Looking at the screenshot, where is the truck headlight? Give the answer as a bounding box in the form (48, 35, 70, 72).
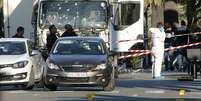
(46, 59, 60, 70)
(95, 64, 107, 70)
(12, 61, 29, 68)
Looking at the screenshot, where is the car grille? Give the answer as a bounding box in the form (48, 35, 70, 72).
(0, 64, 12, 69)
(0, 75, 13, 81)
(0, 65, 7, 69)
(61, 65, 96, 72)
(62, 67, 94, 72)
(60, 77, 88, 82)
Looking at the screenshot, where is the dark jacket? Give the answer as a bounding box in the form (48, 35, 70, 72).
(12, 34, 24, 38)
(61, 31, 77, 37)
(46, 34, 58, 53)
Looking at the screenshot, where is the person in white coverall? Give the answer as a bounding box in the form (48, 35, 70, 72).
(149, 22, 166, 79)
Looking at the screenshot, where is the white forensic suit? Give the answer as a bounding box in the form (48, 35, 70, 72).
(149, 27, 166, 78)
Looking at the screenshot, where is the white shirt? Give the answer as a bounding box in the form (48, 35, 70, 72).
(149, 28, 166, 48)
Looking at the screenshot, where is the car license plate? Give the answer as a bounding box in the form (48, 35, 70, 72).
(66, 72, 87, 77)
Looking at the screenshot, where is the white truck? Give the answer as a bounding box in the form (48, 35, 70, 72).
(3, 0, 144, 51)
(33, 0, 144, 53)
(3, 0, 34, 38)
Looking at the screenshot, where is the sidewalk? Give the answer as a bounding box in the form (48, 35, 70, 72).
(118, 69, 201, 80)
(117, 69, 201, 92)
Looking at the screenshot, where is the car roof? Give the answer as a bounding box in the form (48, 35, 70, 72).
(58, 37, 104, 42)
(0, 38, 29, 42)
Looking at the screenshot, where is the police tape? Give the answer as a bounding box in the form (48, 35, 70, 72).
(127, 49, 150, 53)
(118, 41, 201, 59)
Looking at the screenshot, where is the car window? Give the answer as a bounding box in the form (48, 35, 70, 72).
(53, 39, 105, 55)
(0, 41, 26, 55)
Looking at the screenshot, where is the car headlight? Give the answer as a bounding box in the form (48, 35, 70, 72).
(95, 64, 107, 70)
(46, 59, 60, 70)
(12, 61, 29, 68)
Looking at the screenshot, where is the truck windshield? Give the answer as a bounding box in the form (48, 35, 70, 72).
(39, 1, 107, 29)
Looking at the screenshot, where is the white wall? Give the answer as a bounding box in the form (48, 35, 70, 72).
(3, 0, 34, 38)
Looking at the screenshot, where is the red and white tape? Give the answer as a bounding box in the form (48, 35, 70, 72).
(118, 41, 201, 59)
(127, 50, 150, 53)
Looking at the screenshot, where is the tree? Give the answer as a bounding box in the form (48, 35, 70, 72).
(144, 0, 165, 27)
(186, 0, 201, 29)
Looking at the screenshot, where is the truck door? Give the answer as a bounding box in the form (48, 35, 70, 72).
(110, 0, 144, 52)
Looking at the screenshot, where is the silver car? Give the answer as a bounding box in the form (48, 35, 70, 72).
(44, 37, 115, 91)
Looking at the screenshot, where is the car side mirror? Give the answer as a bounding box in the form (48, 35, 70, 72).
(31, 50, 39, 56)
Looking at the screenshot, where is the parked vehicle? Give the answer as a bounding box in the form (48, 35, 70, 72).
(0, 38, 45, 89)
(44, 37, 115, 91)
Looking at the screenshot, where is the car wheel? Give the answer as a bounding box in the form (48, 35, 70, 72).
(45, 84, 57, 91)
(103, 67, 115, 91)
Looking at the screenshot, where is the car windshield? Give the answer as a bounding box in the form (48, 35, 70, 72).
(39, 1, 107, 29)
(0, 41, 26, 55)
(52, 39, 105, 55)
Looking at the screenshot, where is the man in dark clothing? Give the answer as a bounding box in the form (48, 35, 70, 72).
(12, 26, 24, 38)
(46, 25, 58, 53)
(61, 24, 77, 37)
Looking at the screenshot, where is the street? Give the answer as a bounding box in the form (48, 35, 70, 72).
(1, 71, 201, 101)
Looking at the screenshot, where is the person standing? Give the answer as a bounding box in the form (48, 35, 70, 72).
(46, 25, 58, 53)
(149, 22, 166, 79)
(61, 24, 77, 37)
(12, 26, 24, 38)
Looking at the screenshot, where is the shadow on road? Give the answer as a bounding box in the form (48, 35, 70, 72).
(0, 85, 103, 92)
(116, 79, 201, 91)
(54, 94, 201, 101)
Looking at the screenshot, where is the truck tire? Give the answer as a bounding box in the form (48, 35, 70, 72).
(103, 67, 115, 91)
(114, 66, 119, 78)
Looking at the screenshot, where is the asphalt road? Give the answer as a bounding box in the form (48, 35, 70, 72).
(1, 71, 201, 101)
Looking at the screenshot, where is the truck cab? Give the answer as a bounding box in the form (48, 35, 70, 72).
(34, 0, 110, 48)
(33, 0, 144, 52)
(110, 0, 144, 52)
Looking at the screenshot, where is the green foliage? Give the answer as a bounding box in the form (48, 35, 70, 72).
(129, 57, 142, 69)
(186, 0, 201, 28)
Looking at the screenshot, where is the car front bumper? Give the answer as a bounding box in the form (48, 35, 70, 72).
(44, 69, 109, 86)
(0, 72, 29, 85)
(0, 63, 32, 84)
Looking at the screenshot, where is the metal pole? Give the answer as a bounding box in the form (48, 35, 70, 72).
(144, 6, 149, 68)
(7, 0, 10, 37)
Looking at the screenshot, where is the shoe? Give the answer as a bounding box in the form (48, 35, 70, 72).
(154, 76, 165, 80)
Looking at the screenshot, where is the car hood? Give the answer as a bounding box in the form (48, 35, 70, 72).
(0, 54, 28, 64)
(48, 55, 107, 65)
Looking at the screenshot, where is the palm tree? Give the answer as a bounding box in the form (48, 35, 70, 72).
(144, 0, 164, 27)
(186, 0, 201, 29)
